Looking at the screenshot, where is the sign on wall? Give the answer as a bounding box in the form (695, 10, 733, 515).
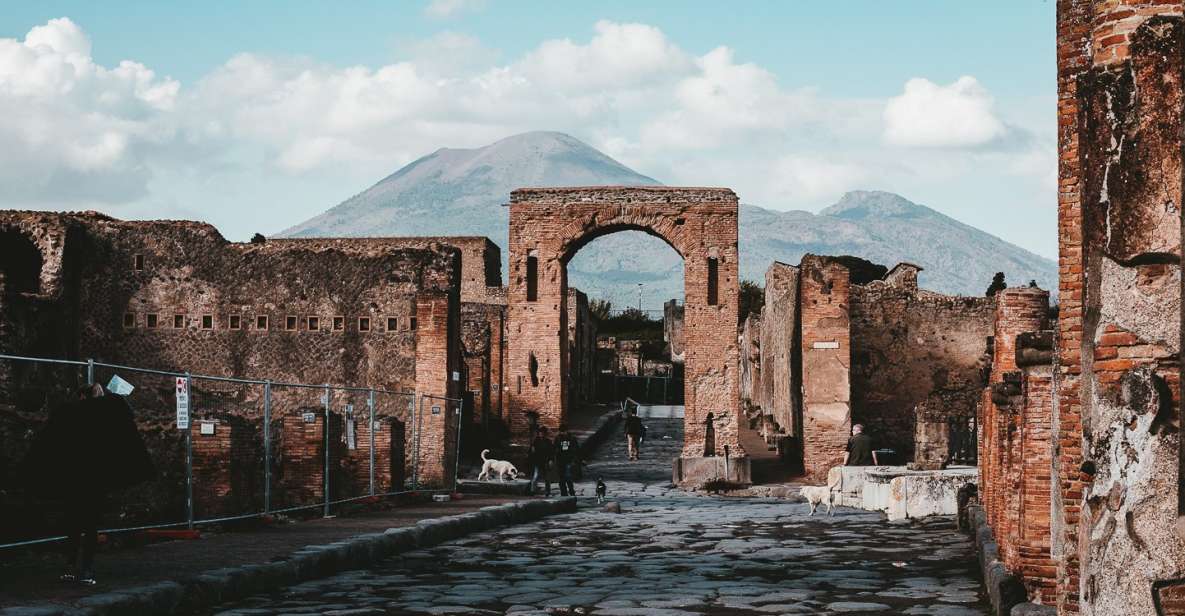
(175, 377, 189, 430)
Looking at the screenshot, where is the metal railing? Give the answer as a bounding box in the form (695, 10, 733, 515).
(0, 353, 463, 550)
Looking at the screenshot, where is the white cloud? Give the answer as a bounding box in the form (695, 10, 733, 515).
(0, 17, 179, 204)
(0, 18, 1057, 258)
(424, 0, 486, 19)
(883, 76, 1008, 148)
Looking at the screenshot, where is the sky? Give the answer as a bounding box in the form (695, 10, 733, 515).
(0, 1, 1058, 258)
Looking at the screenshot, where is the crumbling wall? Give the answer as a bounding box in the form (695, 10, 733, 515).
(799, 255, 852, 480)
(1070, 11, 1185, 614)
(664, 299, 685, 363)
(758, 262, 800, 441)
(566, 287, 598, 409)
(850, 271, 994, 461)
(0, 211, 465, 509)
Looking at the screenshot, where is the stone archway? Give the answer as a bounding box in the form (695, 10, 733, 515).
(506, 186, 747, 484)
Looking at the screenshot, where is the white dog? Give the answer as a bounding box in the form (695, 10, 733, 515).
(477, 449, 519, 482)
(800, 467, 843, 516)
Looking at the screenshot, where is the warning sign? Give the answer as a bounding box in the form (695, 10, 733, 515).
(175, 377, 190, 430)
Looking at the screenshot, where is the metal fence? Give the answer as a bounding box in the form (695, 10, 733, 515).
(0, 353, 462, 550)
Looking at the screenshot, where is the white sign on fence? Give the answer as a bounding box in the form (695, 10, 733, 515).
(175, 377, 190, 430)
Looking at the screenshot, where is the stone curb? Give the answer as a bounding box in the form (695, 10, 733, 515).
(965, 504, 1047, 616)
(0, 497, 578, 616)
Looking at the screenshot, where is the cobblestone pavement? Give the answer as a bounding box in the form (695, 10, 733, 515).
(212, 415, 988, 616)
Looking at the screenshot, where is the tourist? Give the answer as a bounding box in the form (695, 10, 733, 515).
(23, 383, 154, 585)
(553, 425, 580, 496)
(624, 407, 644, 461)
(528, 426, 553, 496)
(843, 423, 879, 466)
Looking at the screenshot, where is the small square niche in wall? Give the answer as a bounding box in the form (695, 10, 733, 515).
(201, 315, 213, 329)
(307, 316, 320, 331)
(229, 314, 241, 330)
(256, 315, 269, 331)
(333, 316, 344, 331)
(359, 317, 371, 332)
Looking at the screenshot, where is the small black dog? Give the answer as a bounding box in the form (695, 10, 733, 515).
(595, 477, 607, 504)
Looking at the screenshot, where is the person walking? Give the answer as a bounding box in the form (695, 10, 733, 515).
(843, 423, 879, 467)
(553, 425, 580, 497)
(623, 407, 644, 461)
(528, 426, 554, 496)
(23, 383, 154, 585)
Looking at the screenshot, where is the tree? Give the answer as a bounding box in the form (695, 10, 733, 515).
(250, 233, 267, 244)
(589, 298, 612, 321)
(985, 272, 1006, 297)
(738, 279, 765, 324)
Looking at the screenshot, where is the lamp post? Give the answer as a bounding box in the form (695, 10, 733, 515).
(637, 283, 643, 313)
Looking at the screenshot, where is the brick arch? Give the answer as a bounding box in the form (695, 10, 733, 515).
(507, 186, 747, 484)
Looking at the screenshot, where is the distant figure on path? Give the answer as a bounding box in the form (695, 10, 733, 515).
(843, 423, 879, 466)
(553, 425, 580, 496)
(23, 383, 154, 585)
(624, 407, 644, 461)
(528, 426, 553, 496)
(703, 412, 716, 457)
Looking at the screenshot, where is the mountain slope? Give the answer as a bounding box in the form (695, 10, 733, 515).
(282, 131, 660, 242)
(284, 132, 1057, 306)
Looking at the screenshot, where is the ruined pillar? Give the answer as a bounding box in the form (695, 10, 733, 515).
(414, 290, 460, 488)
(1069, 8, 1185, 614)
(799, 255, 852, 480)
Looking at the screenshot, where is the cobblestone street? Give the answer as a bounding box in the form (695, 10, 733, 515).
(212, 414, 988, 616)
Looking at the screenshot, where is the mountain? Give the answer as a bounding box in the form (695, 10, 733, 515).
(283, 132, 1057, 306)
(282, 131, 660, 243)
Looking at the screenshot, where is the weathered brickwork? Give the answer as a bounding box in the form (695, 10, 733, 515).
(507, 187, 743, 482)
(799, 255, 852, 480)
(0, 211, 466, 514)
(663, 299, 686, 363)
(849, 268, 994, 461)
(566, 288, 597, 410)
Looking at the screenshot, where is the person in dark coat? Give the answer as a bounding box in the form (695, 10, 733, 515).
(527, 426, 554, 496)
(23, 384, 154, 585)
(623, 408, 644, 461)
(553, 425, 580, 497)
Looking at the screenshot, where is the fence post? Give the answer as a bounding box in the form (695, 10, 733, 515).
(412, 394, 421, 489)
(263, 380, 272, 514)
(86, 358, 94, 386)
(185, 373, 194, 530)
(368, 388, 376, 497)
(323, 384, 331, 518)
(453, 401, 462, 493)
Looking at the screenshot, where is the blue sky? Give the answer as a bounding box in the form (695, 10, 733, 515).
(0, 1, 1058, 257)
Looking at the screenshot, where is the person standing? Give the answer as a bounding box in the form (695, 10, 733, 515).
(843, 423, 879, 466)
(623, 408, 644, 461)
(528, 426, 554, 496)
(24, 383, 153, 585)
(553, 425, 580, 497)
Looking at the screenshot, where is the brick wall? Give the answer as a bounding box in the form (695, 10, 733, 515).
(413, 291, 461, 487)
(849, 276, 994, 461)
(0, 211, 462, 514)
(799, 255, 852, 479)
(507, 187, 742, 465)
(1055, 2, 1185, 613)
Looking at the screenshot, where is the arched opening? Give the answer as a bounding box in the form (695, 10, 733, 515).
(506, 186, 744, 486)
(0, 230, 43, 294)
(566, 229, 686, 482)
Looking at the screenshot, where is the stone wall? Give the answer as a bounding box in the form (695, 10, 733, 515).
(507, 187, 743, 478)
(758, 262, 800, 442)
(663, 299, 685, 363)
(850, 269, 994, 460)
(1049, 3, 1185, 613)
(799, 255, 853, 480)
(566, 288, 598, 409)
(0, 211, 466, 516)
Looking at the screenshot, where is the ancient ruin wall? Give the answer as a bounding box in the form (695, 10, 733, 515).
(0, 211, 465, 507)
(507, 187, 742, 467)
(799, 255, 852, 479)
(1069, 10, 1185, 614)
(566, 288, 598, 409)
(849, 274, 993, 460)
(758, 262, 801, 441)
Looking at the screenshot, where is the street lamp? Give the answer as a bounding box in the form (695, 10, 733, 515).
(637, 283, 643, 313)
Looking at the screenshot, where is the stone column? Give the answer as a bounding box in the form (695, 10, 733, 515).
(799, 255, 852, 481)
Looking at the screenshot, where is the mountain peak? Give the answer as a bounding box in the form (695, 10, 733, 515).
(820, 190, 927, 219)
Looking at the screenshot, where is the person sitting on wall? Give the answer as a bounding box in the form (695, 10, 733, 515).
(843, 423, 879, 467)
